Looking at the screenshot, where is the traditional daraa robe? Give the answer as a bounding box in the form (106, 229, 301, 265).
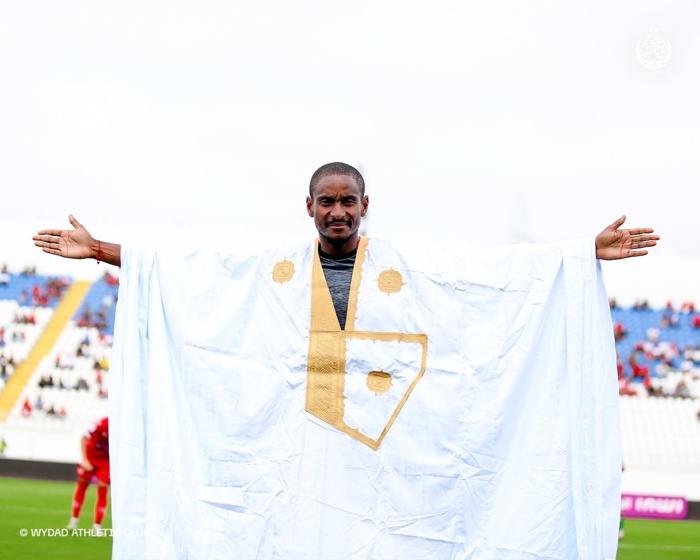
(110, 236, 620, 559)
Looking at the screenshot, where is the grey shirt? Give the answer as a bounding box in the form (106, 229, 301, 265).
(318, 247, 357, 330)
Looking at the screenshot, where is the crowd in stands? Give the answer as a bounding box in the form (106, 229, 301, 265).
(0, 264, 69, 388)
(1, 263, 70, 308)
(613, 299, 700, 404)
(0, 325, 26, 346)
(21, 395, 67, 418)
(21, 331, 112, 421)
(1, 263, 117, 423)
(75, 272, 119, 332)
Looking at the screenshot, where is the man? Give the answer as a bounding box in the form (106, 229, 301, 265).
(34, 162, 658, 559)
(67, 416, 110, 535)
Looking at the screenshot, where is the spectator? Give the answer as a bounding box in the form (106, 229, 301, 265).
(647, 327, 660, 344)
(103, 271, 119, 286)
(681, 301, 695, 314)
(673, 379, 691, 399)
(75, 378, 90, 391)
(661, 301, 679, 328)
(614, 321, 626, 341)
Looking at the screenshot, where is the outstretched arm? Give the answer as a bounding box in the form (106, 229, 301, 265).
(32, 214, 122, 267)
(595, 215, 659, 260)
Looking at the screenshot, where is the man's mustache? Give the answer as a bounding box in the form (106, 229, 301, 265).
(326, 219, 351, 226)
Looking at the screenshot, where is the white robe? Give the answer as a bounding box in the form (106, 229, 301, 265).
(110, 236, 620, 560)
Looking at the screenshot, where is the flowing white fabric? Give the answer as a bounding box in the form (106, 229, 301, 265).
(109, 237, 620, 560)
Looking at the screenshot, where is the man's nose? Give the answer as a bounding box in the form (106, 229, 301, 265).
(330, 203, 345, 219)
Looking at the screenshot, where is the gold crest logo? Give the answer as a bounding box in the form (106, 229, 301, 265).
(272, 260, 295, 283)
(367, 371, 392, 395)
(377, 270, 403, 293)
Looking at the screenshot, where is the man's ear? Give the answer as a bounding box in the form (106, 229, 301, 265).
(306, 196, 314, 217)
(360, 195, 369, 217)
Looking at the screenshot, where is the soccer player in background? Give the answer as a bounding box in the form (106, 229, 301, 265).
(67, 416, 110, 534)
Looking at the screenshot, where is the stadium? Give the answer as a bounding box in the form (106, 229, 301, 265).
(2, 2, 699, 558)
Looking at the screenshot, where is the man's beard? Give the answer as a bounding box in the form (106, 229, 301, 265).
(322, 231, 353, 248)
(321, 222, 355, 249)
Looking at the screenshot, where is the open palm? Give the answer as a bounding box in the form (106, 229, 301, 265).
(33, 214, 95, 259)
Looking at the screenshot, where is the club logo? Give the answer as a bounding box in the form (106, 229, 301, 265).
(377, 269, 403, 293)
(636, 28, 672, 73)
(272, 260, 295, 283)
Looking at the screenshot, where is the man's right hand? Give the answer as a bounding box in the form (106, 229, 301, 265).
(33, 214, 97, 260)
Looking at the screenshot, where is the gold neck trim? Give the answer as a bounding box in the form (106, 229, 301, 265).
(310, 237, 369, 332)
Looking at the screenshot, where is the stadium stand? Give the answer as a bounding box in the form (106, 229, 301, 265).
(611, 301, 700, 500)
(0, 269, 69, 398)
(0, 268, 118, 463)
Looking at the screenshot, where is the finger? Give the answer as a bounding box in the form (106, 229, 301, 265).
(628, 227, 656, 236)
(629, 237, 658, 245)
(628, 234, 657, 241)
(33, 234, 59, 242)
(35, 229, 65, 237)
(630, 236, 660, 246)
(68, 214, 81, 229)
(34, 240, 59, 251)
(609, 215, 626, 230)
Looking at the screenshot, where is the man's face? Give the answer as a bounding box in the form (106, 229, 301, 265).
(307, 174, 368, 254)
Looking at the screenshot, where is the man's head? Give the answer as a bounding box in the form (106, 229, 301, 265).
(308, 162, 365, 199)
(307, 162, 369, 255)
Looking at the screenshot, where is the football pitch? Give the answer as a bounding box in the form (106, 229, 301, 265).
(0, 477, 112, 560)
(1, 476, 699, 559)
(616, 517, 700, 560)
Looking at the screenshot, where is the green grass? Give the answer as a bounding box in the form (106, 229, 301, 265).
(0, 477, 112, 560)
(617, 518, 700, 560)
(1, 476, 699, 559)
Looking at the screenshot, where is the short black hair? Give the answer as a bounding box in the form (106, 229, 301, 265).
(309, 162, 365, 199)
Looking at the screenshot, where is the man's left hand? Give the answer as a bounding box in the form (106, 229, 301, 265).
(595, 215, 660, 260)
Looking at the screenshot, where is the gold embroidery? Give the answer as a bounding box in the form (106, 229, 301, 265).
(306, 331, 427, 450)
(342, 237, 368, 332)
(377, 269, 403, 293)
(306, 239, 428, 450)
(272, 260, 295, 283)
(367, 371, 392, 394)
